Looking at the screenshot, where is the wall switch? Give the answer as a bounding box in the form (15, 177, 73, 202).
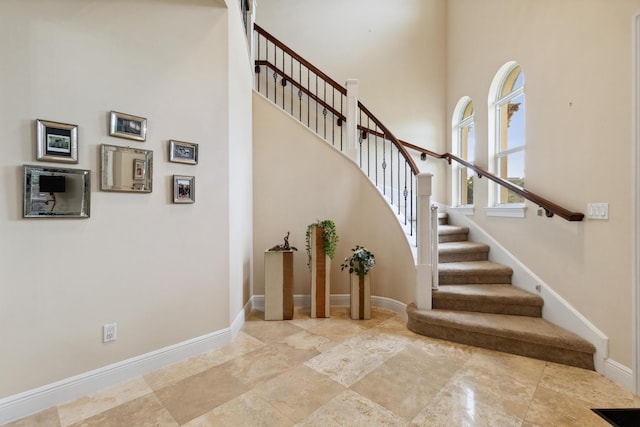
(586, 203, 609, 219)
(103, 323, 117, 343)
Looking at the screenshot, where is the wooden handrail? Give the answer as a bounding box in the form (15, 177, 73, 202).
(356, 102, 419, 175)
(254, 24, 346, 96)
(254, 23, 582, 221)
(401, 146, 584, 221)
(255, 60, 347, 122)
(255, 23, 418, 175)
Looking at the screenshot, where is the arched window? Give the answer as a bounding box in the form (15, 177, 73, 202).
(452, 97, 475, 207)
(488, 61, 525, 209)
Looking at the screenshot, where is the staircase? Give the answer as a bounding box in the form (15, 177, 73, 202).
(407, 213, 596, 370)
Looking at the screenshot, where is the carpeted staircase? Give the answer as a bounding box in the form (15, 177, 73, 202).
(407, 213, 596, 370)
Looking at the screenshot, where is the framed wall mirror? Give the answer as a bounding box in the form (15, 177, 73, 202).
(101, 144, 153, 193)
(23, 165, 90, 218)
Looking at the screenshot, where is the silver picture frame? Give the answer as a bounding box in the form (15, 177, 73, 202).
(109, 111, 147, 141)
(23, 165, 90, 218)
(36, 119, 79, 163)
(169, 140, 198, 165)
(100, 144, 153, 193)
(173, 175, 195, 204)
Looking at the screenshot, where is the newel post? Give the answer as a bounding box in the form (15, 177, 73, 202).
(416, 173, 433, 309)
(345, 79, 359, 163)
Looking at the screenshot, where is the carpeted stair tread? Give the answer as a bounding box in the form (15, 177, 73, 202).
(439, 241, 490, 262)
(433, 284, 543, 316)
(407, 304, 595, 369)
(439, 260, 513, 284)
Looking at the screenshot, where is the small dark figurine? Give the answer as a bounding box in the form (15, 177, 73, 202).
(269, 231, 298, 251)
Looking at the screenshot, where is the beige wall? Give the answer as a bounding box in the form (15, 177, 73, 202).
(447, 0, 640, 366)
(253, 93, 416, 303)
(256, 0, 448, 200)
(0, 0, 252, 398)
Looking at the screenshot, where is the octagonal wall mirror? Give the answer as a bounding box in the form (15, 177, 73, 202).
(101, 144, 153, 193)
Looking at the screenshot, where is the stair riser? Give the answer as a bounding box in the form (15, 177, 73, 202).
(407, 317, 594, 370)
(439, 233, 468, 243)
(439, 273, 512, 285)
(432, 299, 542, 317)
(439, 252, 488, 263)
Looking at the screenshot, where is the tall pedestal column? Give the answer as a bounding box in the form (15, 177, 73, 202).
(264, 250, 294, 320)
(310, 226, 330, 318)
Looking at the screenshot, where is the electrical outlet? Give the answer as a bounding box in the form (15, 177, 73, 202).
(103, 323, 117, 343)
(535, 284, 541, 293)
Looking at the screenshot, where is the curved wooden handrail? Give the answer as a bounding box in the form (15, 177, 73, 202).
(254, 24, 346, 96)
(255, 23, 418, 175)
(356, 102, 419, 175)
(254, 23, 582, 221)
(256, 60, 347, 122)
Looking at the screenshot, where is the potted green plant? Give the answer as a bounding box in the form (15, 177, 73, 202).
(341, 245, 375, 320)
(264, 232, 297, 321)
(305, 220, 339, 318)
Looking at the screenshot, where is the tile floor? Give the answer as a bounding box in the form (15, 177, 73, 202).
(5, 306, 640, 426)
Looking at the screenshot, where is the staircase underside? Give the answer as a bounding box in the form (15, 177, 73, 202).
(407, 304, 595, 370)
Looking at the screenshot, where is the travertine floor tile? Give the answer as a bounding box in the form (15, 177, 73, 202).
(295, 390, 407, 427)
(144, 331, 265, 390)
(67, 393, 178, 427)
(242, 318, 304, 343)
(3, 407, 60, 427)
(57, 377, 151, 426)
(228, 343, 315, 387)
(522, 385, 612, 427)
(154, 362, 248, 424)
(305, 333, 405, 387)
(351, 344, 465, 420)
(538, 362, 635, 407)
(182, 391, 295, 427)
(252, 365, 345, 422)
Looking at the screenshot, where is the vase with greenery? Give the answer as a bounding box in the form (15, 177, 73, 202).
(306, 219, 338, 318)
(341, 245, 375, 320)
(305, 219, 338, 268)
(340, 245, 376, 278)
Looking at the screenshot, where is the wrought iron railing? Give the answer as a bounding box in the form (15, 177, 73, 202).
(254, 24, 419, 242)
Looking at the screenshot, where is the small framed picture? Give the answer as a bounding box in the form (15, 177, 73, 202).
(36, 119, 78, 163)
(109, 111, 147, 141)
(169, 140, 198, 165)
(133, 159, 146, 180)
(173, 175, 195, 204)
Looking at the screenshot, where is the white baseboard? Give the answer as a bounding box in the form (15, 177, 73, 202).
(251, 294, 407, 320)
(604, 358, 634, 392)
(0, 328, 233, 425)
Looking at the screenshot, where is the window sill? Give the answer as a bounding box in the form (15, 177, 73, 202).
(485, 205, 526, 218)
(449, 206, 475, 216)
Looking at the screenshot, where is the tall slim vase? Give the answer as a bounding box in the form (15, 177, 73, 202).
(310, 226, 330, 318)
(264, 250, 294, 320)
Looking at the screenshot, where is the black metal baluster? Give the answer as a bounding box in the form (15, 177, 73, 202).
(281, 49, 285, 110)
(403, 162, 408, 221)
(382, 136, 387, 196)
(298, 63, 302, 122)
(339, 92, 346, 151)
(389, 139, 393, 205)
